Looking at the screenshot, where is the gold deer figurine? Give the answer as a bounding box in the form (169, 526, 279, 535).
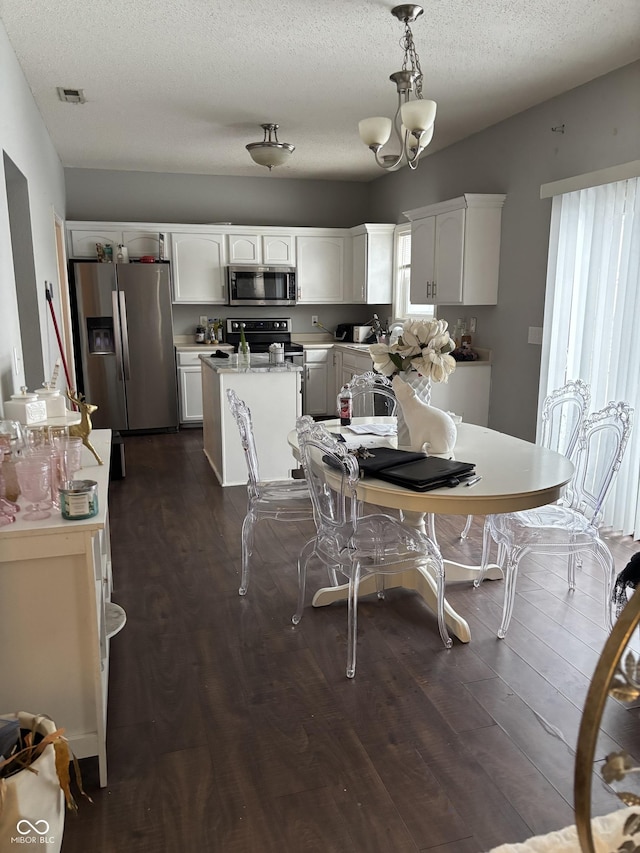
(66, 390, 104, 465)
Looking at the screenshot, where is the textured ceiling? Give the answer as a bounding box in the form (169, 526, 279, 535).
(1, 0, 639, 181)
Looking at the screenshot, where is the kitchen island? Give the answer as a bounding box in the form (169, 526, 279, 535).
(201, 354, 303, 486)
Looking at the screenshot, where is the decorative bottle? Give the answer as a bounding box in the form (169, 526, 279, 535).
(239, 326, 251, 368)
(339, 386, 353, 426)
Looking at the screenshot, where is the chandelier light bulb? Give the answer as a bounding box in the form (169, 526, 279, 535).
(400, 99, 437, 133)
(358, 117, 393, 148)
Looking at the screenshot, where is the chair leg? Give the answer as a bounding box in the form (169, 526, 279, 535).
(593, 539, 615, 632)
(433, 558, 453, 650)
(427, 513, 438, 548)
(239, 511, 256, 596)
(460, 514, 473, 540)
(497, 548, 526, 639)
(346, 566, 361, 678)
(292, 538, 316, 625)
(474, 517, 494, 588)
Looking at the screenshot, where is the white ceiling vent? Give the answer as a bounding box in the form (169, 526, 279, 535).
(57, 87, 86, 104)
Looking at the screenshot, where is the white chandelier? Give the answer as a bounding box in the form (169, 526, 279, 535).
(246, 123, 295, 171)
(359, 4, 436, 172)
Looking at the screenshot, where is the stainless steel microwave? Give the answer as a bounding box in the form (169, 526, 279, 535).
(227, 265, 296, 306)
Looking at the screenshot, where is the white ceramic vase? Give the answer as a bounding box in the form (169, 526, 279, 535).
(392, 374, 457, 454)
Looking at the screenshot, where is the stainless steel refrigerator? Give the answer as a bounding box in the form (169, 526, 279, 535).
(71, 262, 178, 432)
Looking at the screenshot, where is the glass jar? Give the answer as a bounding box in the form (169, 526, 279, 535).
(2, 452, 20, 502)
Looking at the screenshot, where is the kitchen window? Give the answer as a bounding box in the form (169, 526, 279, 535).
(392, 223, 435, 320)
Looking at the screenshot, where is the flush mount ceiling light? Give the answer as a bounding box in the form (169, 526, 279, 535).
(246, 123, 295, 171)
(359, 4, 437, 172)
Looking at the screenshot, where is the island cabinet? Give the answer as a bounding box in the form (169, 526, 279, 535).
(201, 356, 303, 486)
(349, 223, 395, 304)
(296, 232, 350, 303)
(0, 430, 120, 788)
(170, 231, 227, 303)
(404, 194, 506, 306)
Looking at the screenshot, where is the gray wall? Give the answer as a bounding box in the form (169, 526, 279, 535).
(0, 19, 66, 414)
(65, 170, 372, 228)
(370, 61, 640, 440)
(63, 60, 640, 440)
(172, 303, 391, 339)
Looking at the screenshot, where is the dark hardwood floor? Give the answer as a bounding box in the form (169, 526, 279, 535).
(61, 429, 640, 852)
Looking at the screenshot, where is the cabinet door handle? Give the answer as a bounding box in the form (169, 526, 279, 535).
(426, 282, 431, 299)
(432, 281, 437, 298)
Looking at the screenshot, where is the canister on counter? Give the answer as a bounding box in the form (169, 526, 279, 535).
(60, 479, 98, 520)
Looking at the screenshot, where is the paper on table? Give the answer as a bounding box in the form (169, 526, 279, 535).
(339, 434, 396, 450)
(345, 423, 397, 436)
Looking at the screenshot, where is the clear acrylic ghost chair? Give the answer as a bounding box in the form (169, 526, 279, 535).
(475, 400, 633, 639)
(459, 379, 592, 541)
(340, 371, 398, 419)
(292, 417, 451, 678)
(226, 389, 313, 596)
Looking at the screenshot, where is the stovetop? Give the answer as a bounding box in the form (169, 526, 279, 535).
(225, 317, 302, 355)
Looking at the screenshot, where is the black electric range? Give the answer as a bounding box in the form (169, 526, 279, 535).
(225, 318, 303, 357)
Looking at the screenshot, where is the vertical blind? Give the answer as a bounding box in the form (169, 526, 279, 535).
(539, 177, 640, 538)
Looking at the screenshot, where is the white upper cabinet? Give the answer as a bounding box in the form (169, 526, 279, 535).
(68, 227, 168, 259)
(263, 234, 295, 265)
(68, 229, 121, 258)
(228, 234, 261, 264)
(296, 233, 348, 304)
(170, 232, 227, 303)
(122, 230, 168, 259)
(404, 194, 506, 306)
(227, 232, 295, 265)
(349, 224, 395, 304)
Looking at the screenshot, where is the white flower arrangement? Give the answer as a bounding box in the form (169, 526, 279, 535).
(369, 319, 457, 384)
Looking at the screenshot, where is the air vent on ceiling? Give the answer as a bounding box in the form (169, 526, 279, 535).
(57, 87, 86, 104)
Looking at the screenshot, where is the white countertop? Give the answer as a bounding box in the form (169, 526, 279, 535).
(175, 343, 233, 352)
(200, 354, 302, 373)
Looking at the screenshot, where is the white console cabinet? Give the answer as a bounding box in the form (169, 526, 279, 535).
(0, 431, 120, 788)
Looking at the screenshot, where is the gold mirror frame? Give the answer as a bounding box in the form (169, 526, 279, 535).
(575, 586, 640, 852)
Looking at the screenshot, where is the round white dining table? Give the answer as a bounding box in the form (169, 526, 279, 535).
(288, 417, 574, 643)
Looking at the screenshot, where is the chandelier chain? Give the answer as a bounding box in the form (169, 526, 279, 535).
(401, 21, 424, 99)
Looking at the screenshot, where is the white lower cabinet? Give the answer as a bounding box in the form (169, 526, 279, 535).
(177, 350, 228, 423)
(179, 365, 206, 422)
(430, 363, 492, 426)
(331, 346, 491, 427)
(303, 348, 333, 416)
(334, 347, 374, 403)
